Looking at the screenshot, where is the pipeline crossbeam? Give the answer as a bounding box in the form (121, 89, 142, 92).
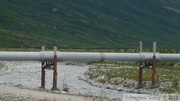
(0, 51, 179, 62)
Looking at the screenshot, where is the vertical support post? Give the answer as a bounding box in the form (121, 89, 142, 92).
(41, 46, 45, 89)
(52, 47, 58, 90)
(41, 46, 45, 51)
(41, 62, 45, 89)
(153, 42, 156, 54)
(139, 41, 142, 52)
(138, 63, 143, 87)
(152, 42, 156, 86)
(138, 41, 143, 88)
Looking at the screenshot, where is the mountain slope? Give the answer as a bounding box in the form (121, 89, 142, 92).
(0, 0, 180, 49)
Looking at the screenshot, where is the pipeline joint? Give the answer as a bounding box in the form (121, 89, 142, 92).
(99, 53, 105, 62)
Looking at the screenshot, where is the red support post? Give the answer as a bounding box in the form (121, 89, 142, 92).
(52, 47, 58, 90)
(152, 55, 156, 86)
(138, 63, 143, 88)
(41, 62, 45, 89)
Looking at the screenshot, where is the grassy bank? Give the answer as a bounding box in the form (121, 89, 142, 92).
(0, 48, 179, 53)
(85, 62, 180, 94)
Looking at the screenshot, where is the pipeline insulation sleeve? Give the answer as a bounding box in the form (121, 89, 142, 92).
(0, 51, 179, 62)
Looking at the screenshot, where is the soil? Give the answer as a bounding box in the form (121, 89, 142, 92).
(0, 84, 108, 101)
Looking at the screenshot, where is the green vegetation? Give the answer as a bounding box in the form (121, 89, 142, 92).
(0, 62, 5, 69)
(0, 0, 180, 49)
(86, 62, 180, 93)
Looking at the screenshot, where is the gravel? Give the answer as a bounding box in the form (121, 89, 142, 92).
(0, 61, 125, 100)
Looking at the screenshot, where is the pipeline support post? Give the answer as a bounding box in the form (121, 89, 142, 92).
(41, 46, 45, 89)
(138, 41, 143, 88)
(41, 62, 45, 89)
(138, 63, 143, 87)
(152, 55, 156, 86)
(52, 47, 58, 90)
(152, 42, 156, 87)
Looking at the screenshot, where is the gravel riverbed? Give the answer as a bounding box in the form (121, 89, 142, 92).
(0, 61, 124, 100)
(1, 61, 173, 101)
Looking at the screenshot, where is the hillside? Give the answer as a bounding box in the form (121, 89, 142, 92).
(0, 0, 180, 49)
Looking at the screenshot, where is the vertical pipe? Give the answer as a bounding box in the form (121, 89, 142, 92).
(138, 41, 143, 87)
(52, 47, 58, 90)
(152, 42, 156, 86)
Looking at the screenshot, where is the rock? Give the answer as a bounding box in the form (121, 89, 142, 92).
(53, 90, 60, 93)
(60, 91, 68, 94)
(16, 84, 23, 88)
(63, 87, 69, 92)
(118, 89, 123, 91)
(106, 87, 111, 89)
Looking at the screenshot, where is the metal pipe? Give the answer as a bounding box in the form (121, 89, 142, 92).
(0, 52, 41, 61)
(159, 54, 180, 62)
(43, 52, 161, 62)
(0, 51, 179, 62)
